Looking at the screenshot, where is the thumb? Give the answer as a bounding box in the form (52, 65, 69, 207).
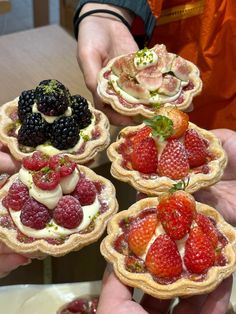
(79, 49, 103, 94)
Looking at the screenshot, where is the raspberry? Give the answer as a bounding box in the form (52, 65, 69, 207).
(4, 180, 30, 211)
(49, 154, 76, 177)
(20, 198, 51, 229)
(32, 167, 60, 190)
(53, 196, 83, 229)
(22, 151, 49, 171)
(72, 178, 97, 206)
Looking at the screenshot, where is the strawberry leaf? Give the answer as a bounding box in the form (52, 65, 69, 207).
(144, 115, 174, 141)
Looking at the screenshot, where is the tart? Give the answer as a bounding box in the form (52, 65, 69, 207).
(97, 44, 202, 118)
(57, 295, 99, 314)
(107, 107, 227, 195)
(101, 191, 236, 299)
(0, 152, 118, 258)
(0, 79, 110, 163)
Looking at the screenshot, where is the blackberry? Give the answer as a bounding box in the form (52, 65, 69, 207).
(50, 116, 79, 150)
(35, 79, 70, 116)
(18, 89, 35, 122)
(71, 95, 92, 129)
(18, 113, 49, 147)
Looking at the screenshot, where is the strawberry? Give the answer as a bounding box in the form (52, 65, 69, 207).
(125, 255, 146, 273)
(195, 213, 218, 248)
(130, 126, 152, 148)
(22, 151, 49, 171)
(131, 137, 158, 174)
(184, 226, 215, 274)
(156, 107, 189, 139)
(128, 213, 158, 256)
(49, 154, 76, 177)
(158, 139, 190, 180)
(184, 129, 208, 167)
(32, 167, 60, 190)
(113, 233, 128, 255)
(145, 234, 182, 278)
(157, 191, 196, 240)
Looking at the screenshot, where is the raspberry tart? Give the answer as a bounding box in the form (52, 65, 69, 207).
(97, 44, 202, 118)
(101, 191, 236, 299)
(0, 79, 110, 163)
(0, 152, 118, 257)
(107, 107, 227, 195)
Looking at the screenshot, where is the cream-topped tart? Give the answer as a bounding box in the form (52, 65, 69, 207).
(107, 107, 227, 195)
(97, 44, 202, 118)
(0, 152, 118, 257)
(0, 79, 110, 163)
(101, 191, 236, 299)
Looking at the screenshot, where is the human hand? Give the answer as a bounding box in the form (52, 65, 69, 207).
(194, 129, 236, 226)
(77, 3, 139, 126)
(97, 266, 233, 314)
(0, 242, 31, 278)
(0, 142, 20, 175)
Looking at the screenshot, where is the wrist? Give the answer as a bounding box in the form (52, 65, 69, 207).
(80, 3, 135, 25)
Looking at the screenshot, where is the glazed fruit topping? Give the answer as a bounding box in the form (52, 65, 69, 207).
(184, 226, 215, 274)
(49, 154, 76, 177)
(158, 139, 189, 180)
(195, 213, 218, 248)
(145, 234, 183, 279)
(3, 180, 30, 211)
(20, 198, 51, 229)
(157, 191, 196, 240)
(32, 167, 61, 190)
(72, 178, 97, 206)
(131, 137, 158, 174)
(128, 212, 158, 256)
(53, 195, 83, 229)
(22, 151, 49, 171)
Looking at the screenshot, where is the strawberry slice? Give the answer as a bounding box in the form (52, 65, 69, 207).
(195, 213, 218, 248)
(128, 213, 158, 256)
(32, 167, 60, 190)
(158, 139, 190, 180)
(184, 226, 215, 274)
(22, 151, 49, 171)
(130, 126, 152, 148)
(145, 234, 182, 278)
(49, 154, 76, 177)
(184, 129, 208, 167)
(131, 137, 158, 174)
(157, 191, 196, 240)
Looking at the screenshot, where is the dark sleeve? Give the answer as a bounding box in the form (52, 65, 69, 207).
(73, 0, 156, 40)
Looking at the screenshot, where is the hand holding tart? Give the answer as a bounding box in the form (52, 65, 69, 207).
(97, 44, 202, 118)
(0, 152, 118, 257)
(101, 190, 236, 299)
(0, 79, 110, 163)
(107, 107, 227, 195)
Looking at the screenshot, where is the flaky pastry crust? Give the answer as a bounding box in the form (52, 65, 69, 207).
(97, 54, 202, 118)
(0, 98, 110, 163)
(101, 197, 236, 299)
(107, 122, 227, 195)
(0, 166, 118, 258)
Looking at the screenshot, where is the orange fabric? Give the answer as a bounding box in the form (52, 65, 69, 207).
(148, 0, 236, 130)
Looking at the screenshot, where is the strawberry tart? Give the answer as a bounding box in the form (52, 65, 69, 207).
(101, 190, 236, 299)
(107, 107, 227, 195)
(97, 44, 202, 118)
(0, 79, 110, 163)
(0, 152, 118, 257)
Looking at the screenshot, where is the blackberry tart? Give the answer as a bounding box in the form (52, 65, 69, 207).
(101, 191, 236, 299)
(0, 152, 118, 257)
(0, 80, 110, 163)
(107, 107, 227, 195)
(97, 44, 202, 118)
